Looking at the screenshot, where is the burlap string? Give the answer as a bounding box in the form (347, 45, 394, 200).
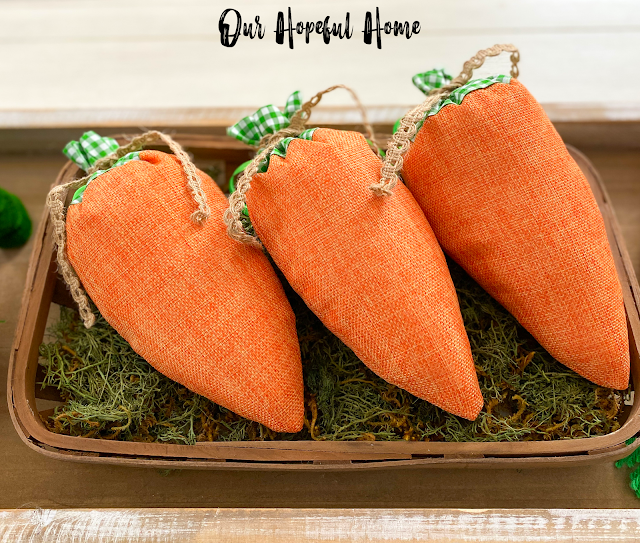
(224, 85, 376, 247)
(370, 43, 520, 196)
(46, 130, 210, 328)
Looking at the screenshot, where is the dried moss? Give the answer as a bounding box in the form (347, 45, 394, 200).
(39, 260, 626, 444)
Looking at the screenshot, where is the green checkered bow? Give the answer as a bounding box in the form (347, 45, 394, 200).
(63, 131, 119, 172)
(412, 69, 452, 95)
(227, 91, 303, 147)
(63, 131, 141, 205)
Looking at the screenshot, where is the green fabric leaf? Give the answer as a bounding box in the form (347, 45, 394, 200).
(227, 91, 303, 147)
(63, 131, 119, 172)
(412, 68, 452, 94)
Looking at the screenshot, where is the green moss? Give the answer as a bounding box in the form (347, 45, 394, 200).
(39, 260, 625, 444)
(0, 188, 32, 248)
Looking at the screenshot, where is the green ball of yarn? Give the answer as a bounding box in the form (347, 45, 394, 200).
(0, 187, 32, 248)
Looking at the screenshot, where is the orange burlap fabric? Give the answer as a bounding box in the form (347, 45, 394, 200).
(247, 128, 483, 420)
(402, 79, 629, 389)
(66, 150, 304, 432)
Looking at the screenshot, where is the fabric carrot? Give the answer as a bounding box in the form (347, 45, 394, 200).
(47, 131, 304, 432)
(381, 44, 629, 389)
(225, 88, 484, 420)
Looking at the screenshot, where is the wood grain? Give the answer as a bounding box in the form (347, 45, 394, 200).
(1, 508, 640, 542)
(2, 105, 640, 130)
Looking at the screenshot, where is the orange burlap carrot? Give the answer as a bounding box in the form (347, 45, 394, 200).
(388, 45, 629, 389)
(227, 121, 483, 420)
(48, 132, 304, 432)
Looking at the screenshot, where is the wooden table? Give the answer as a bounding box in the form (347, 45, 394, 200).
(1, 138, 640, 510)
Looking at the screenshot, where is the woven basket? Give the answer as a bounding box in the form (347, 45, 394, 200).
(8, 133, 640, 470)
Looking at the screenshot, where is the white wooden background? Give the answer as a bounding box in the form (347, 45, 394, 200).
(0, 0, 639, 126)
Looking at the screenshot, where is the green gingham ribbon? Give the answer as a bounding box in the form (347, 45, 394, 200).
(63, 131, 119, 171)
(227, 91, 303, 147)
(228, 91, 318, 175)
(412, 68, 452, 94)
(63, 131, 141, 205)
(401, 73, 512, 138)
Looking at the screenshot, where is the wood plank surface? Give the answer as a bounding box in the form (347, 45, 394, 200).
(1, 508, 640, 542)
(1, 143, 640, 508)
(3, 105, 640, 130)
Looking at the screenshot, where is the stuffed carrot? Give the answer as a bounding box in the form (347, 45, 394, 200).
(382, 44, 629, 389)
(47, 131, 304, 432)
(226, 90, 484, 420)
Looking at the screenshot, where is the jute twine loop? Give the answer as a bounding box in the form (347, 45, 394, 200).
(257, 112, 308, 150)
(46, 131, 210, 328)
(305, 84, 377, 146)
(47, 182, 97, 328)
(370, 43, 520, 196)
(90, 130, 210, 224)
(224, 84, 377, 246)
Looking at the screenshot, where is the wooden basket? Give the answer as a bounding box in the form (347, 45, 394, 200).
(8, 133, 640, 470)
